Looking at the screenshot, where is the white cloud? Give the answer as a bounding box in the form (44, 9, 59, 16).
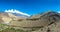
(58, 12, 60, 13)
(5, 9, 30, 16)
(56, 11, 60, 13)
(5, 9, 15, 13)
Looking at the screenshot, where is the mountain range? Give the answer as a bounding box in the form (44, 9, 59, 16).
(0, 10, 60, 32)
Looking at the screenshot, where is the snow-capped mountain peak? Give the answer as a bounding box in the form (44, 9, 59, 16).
(5, 9, 30, 16)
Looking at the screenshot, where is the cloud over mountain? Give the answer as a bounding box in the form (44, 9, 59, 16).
(5, 9, 30, 16)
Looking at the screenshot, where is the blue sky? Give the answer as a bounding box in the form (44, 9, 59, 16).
(0, 0, 60, 15)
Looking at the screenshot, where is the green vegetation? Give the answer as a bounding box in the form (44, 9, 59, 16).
(0, 23, 26, 32)
(0, 24, 8, 31)
(0, 28, 26, 32)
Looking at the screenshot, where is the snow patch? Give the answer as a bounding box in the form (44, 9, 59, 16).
(5, 9, 30, 16)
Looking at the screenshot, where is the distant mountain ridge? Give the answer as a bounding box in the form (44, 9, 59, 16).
(0, 12, 29, 24)
(9, 11, 60, 27)
(0, 10, 60, 32)
(32, 11, 60, 32)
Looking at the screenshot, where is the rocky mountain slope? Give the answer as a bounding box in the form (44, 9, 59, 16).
(7, 11, 60, 32)
(32, 11, 60, 32)
(0, 12, 29, 24)
(0, 11, 60, 32)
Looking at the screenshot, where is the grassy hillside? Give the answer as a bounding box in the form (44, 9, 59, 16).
(0, 23, 26, 32)
(0, 27, 26, 32)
